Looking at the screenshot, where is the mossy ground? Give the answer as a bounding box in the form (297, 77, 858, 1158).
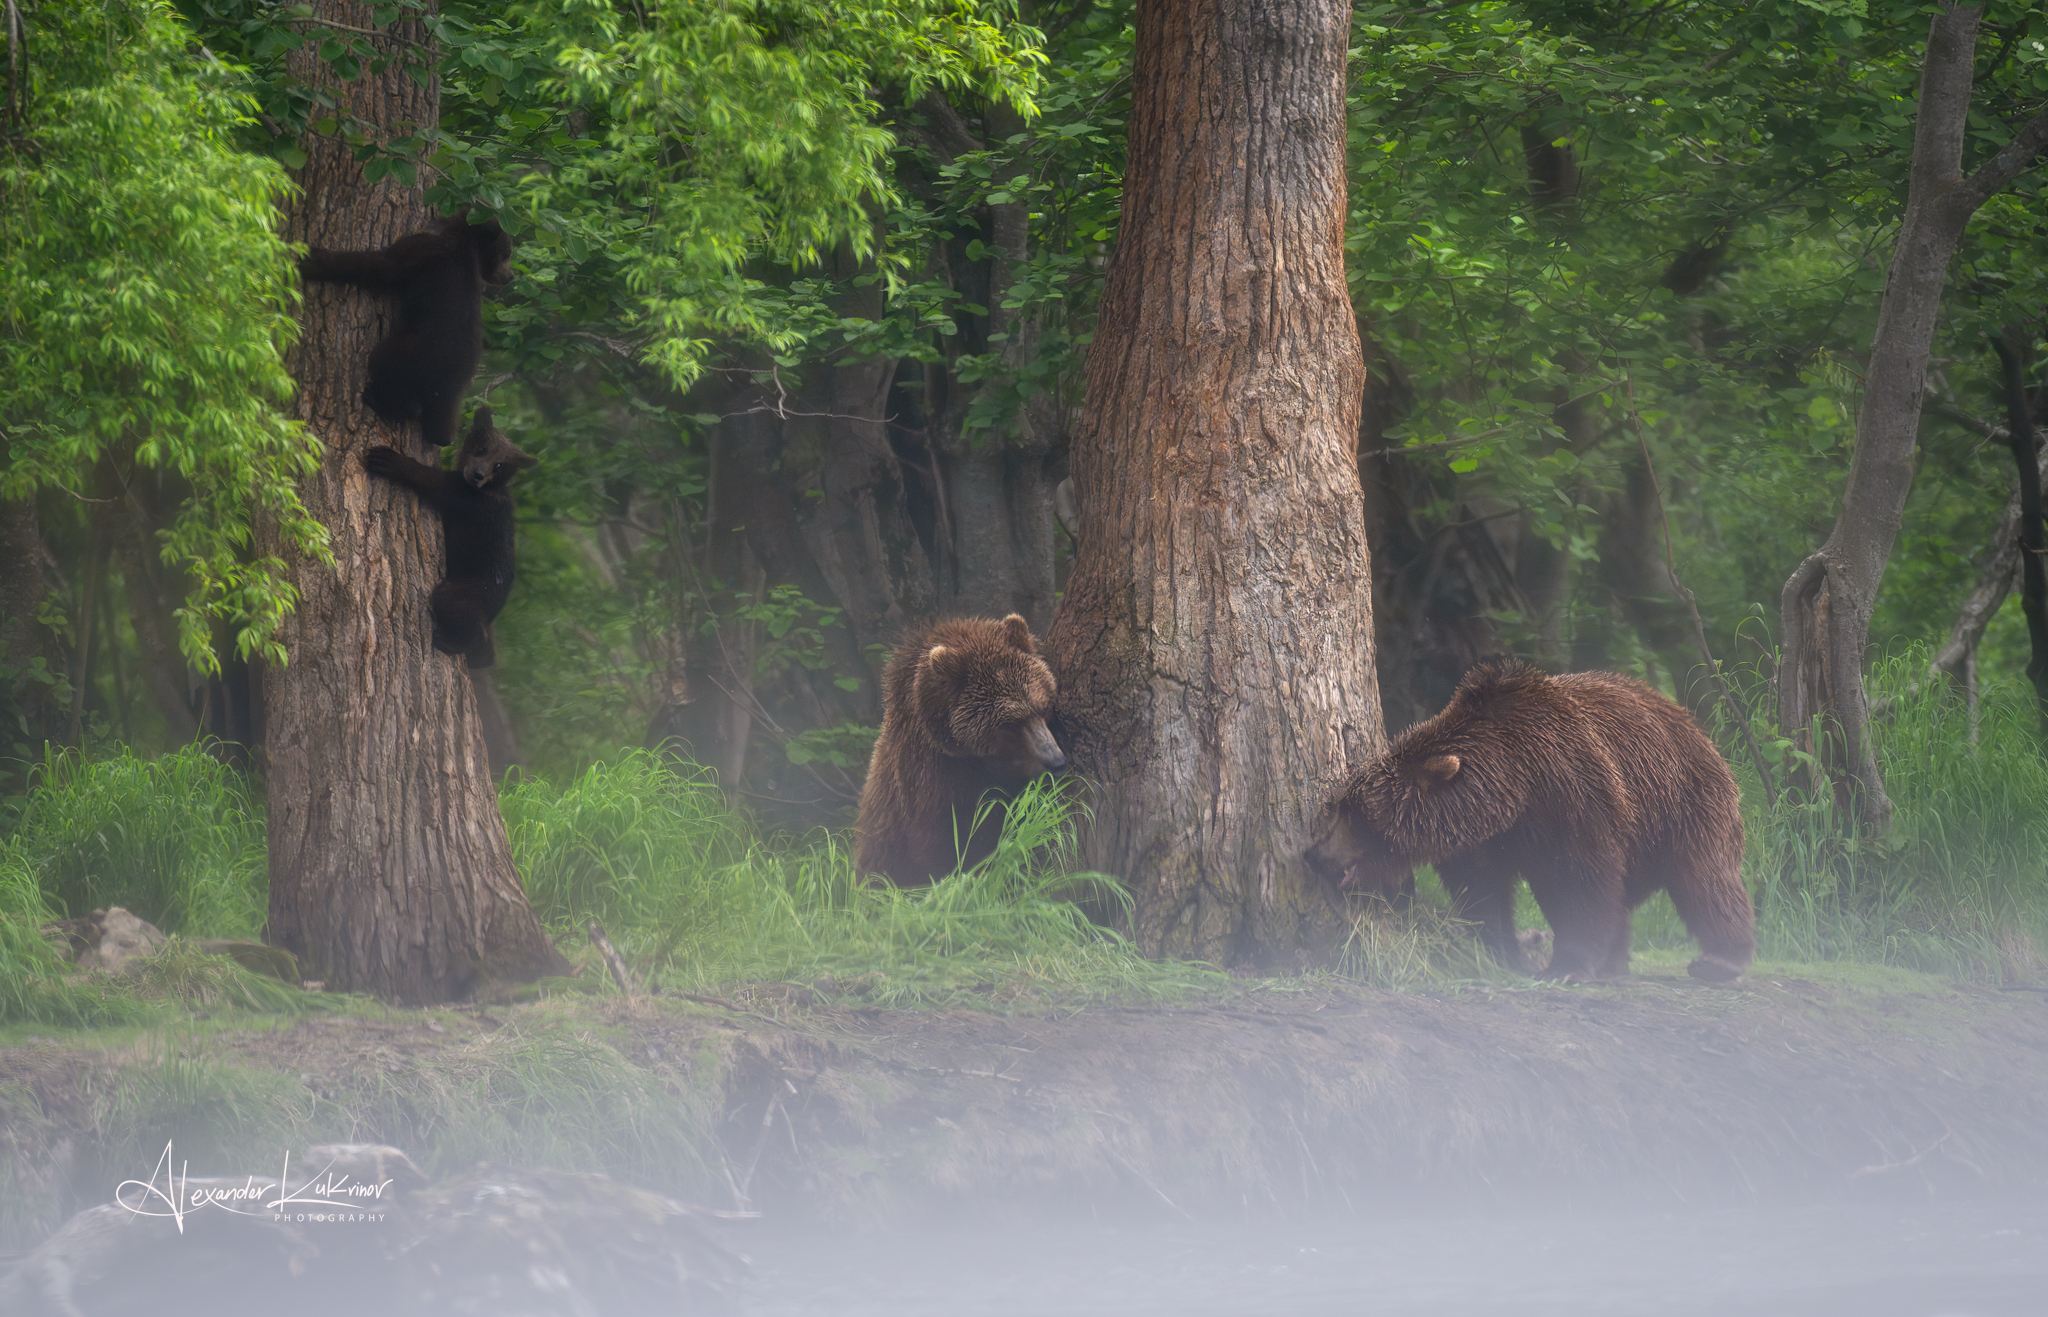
(5, 962, 2046, 1252)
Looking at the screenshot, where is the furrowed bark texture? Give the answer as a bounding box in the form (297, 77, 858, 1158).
(1778, 4, 2048, 828)
(261, 1, 565, 1002)
(1045, 0, 1381, 966)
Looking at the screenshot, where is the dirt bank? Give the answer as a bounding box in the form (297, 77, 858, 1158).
(5, 967, 2047, 1240)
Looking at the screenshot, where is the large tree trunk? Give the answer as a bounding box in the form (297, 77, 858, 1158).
(1045, 0, 1381, 966)
(1777, 4, 2048, 828)
(261, 2, 565, 1002)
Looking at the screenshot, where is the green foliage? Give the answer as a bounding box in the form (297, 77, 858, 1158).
(0, 1, 330, 671)
(542, 0, 1047, 386)
(0, 744, 267, 937)
(1344, 0, 2048, 679)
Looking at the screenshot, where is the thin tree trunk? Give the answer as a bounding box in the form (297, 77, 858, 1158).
(1990, 324, 2048, 729)
(0, 493, 60, 775)
(1929, 441, 2048, 688)
(1777, 4, 2048, 828)
(261, 1, 565, 1002)
(469, 669, 522, 778)
(1598, 454, 1714, 717)
(1514, 125, 1588, 667)
(1045, 0, 1381, 966)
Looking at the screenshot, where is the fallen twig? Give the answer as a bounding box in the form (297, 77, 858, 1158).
(1850, 1132, 1948, 1179)
(586, 920, 635, 997)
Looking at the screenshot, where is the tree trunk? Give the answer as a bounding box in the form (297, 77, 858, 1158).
(1777, 4, 2048, 828)
(1513, 124, 1588, 668)
(1355, 336, 1513, 732)
(1990, 324, 2048, 730)
(0, 493, 61, 778)
(1045, 0, 1380, 966)
(260, 1, 565, 1002)
(1597, 454, 1713, 717)
(1929, 428, 2048, 692)
(470, 669, 522, 779)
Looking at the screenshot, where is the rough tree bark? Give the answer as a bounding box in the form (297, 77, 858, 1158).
(1045, 0, 1381, 966)
(1777, 4, 2048, 828)
(260, 1, 565, 1002)
(1989, 324, 2048, 730)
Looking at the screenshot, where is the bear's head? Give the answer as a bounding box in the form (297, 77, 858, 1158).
(1307, 663, 1546, 894)
(458, 405, 537, 490)
(443, 207, 515, 285)
(910, 615, 1067, 779)
(1302, 754, 1466, 901)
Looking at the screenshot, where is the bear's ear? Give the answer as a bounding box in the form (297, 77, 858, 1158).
(509, 447, 539, 472)
(470, 404, 495, 432)
(925, 644, 970, 682)
(1420, 754, 1462, 787)
(1000, 614, 1035, 654)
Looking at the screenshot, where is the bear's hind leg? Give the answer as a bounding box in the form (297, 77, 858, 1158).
(429, 581, 492, 663)
(420, 391, 463, 448)
(362, 334, 427, 426)
(1663, 837, 1755, 983)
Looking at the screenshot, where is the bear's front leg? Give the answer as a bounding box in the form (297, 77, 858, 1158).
(1526, 858, 1629, 981)
(361, 447, 449, 504)
(1435, 857, 1533, 973)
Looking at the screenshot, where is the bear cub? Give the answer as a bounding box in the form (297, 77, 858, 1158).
(361, 405, 536, 669)
(855, 615, 1067, 885)
(300, 210, 514, 448)
(1305, 662, 1754, 983)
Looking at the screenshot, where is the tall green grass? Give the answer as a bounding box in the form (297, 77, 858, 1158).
(502, 756, 1218, 1006)
(1621, 653, 2048, 978)
(0, 745, 1205, 1018)
(0, 744, 270, 1023)
(2, 743, 266, 937)
(6, 660, 2043, 1022)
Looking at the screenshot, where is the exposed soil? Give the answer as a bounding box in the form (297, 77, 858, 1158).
(6, 969, 2048, 1238)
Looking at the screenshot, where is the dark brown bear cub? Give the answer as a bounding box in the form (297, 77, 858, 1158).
(855, 616, 1067, 885)
(1305, 663, 1753, 982)
(361, 405, 536, 669)
(300, 210, 515, 448)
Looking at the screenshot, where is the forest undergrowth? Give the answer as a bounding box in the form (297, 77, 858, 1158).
(2, 655, 2045, 1026)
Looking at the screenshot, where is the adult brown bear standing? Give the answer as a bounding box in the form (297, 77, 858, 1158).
(1306, 663, 1754, 982)
(856, 616, 1067, 885)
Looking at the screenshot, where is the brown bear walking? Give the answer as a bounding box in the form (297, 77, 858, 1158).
(1305, 663, 1753, 982)
(855, 615, 1067, 885)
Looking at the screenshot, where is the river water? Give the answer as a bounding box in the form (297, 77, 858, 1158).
(740, 1198, 2048, 1317)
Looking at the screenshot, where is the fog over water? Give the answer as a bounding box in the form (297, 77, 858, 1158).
(739, 1198, 2048, 1317)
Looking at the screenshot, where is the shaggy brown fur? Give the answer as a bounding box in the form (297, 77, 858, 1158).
(855, 615, 1067, 884)
(1305, 663, 1753, 982)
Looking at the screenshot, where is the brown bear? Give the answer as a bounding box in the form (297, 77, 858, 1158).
(1304, 662, 1753, 982)
(855, 615, 1067, 885)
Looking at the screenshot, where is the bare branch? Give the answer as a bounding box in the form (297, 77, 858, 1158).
(1961, 103, 2048, 209)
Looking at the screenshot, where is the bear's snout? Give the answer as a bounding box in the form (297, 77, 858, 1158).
(1023, 717, 1066, 772)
